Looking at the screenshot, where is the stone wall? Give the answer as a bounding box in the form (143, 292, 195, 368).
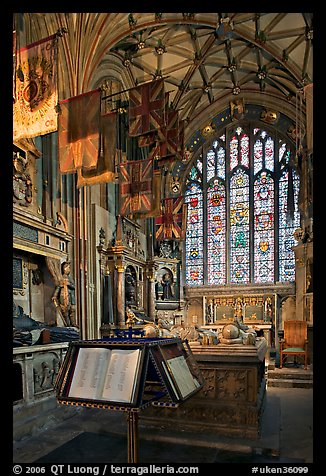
(13, 343, 77, 441)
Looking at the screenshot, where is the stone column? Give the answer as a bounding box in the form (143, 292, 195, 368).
(293, 242, 313, 322)
(263, 328, 272, 367)
(24, 354, 35, 403)
(115, 262, 126, 327)
(147, 274, 156, 321)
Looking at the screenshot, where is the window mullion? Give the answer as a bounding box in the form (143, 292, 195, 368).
(274, 135, 280, 282)
(249, 124, 255, 283)
(226, 132, 231, 284)
(202, 149, 208, 285)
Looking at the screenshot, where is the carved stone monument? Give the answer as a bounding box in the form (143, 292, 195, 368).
(140, 337, 268, 439)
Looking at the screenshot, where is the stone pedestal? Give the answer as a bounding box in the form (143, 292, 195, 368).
(140, 338, 267, 439)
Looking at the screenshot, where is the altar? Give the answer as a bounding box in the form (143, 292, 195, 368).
(140, 337, 268, 439)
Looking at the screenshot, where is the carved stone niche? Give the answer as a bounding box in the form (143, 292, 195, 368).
(123, 217, 146, 262)
(156, 240, 181, 260)
(33, 351, 61, 394)
(13, 146, 33, 208)
(125, 264, 137, 308)
(156, 266, 175, 299)
(13, 140, 42, 213)
(186, 297, 204, 326)
(13, 143, 72, 266)
(154, 260, 180, 311)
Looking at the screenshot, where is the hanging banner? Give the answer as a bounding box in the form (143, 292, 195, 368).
(119, 158, 154, 215)
(137, 131, 157, 148)
(77, 112, 117, 187)
(58, 89, 101, 173)
(158, 107, 180, 158)
(155, 197, 187, 240)
(13, 34, 58, 141)
(134, 169, 162, 219)
(129, 79, 165, 136)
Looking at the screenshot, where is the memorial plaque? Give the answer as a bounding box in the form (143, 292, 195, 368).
(13, 257, 23, 289)
(13, 222, 38, 242)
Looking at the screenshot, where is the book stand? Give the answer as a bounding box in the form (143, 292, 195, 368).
(55, 337, 203, 463)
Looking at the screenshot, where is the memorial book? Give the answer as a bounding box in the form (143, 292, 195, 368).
(68, 347, 142, 404)
(161, 354, 201, 400)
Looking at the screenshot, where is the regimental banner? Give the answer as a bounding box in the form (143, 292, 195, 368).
(134, 169, 162, 219)
(157, 108, 185, 162)
(58, 89, 101, 173)
(155, 197, 188, 240)
(147, 140, 174, 169)
(148, 141, 161, 161)
(77, 112, 117, 188)
(158, 107, 178, 157)
(13, 34, 58, 142)
(129, 79, 165, 137)
(137, 131, 157, 148)
(177, 119, 185, 161)
(119, 158, 154, 216)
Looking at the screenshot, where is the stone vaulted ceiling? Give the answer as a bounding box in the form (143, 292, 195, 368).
(18, 12, 313, 139)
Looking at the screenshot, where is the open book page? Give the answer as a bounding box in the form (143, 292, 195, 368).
(101, 348, 142, 403)
(68, 347, 111, 400)
(161, 360, 179, 399)
(166, 355, 200, 399)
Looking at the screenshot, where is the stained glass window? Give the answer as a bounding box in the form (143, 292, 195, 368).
(265, 137, 274, 171)
(240, 133, 249, 168)
(185, 181, 204, 286)
(254, 138, 263, 175)
(206, 150, 215, 182)
(185, 123, 300, 286)
(207, 179, 226, 284)
(216, 147, 226, 179)
(278, 168, 300, 281)
(230, 135, 238, 171)
(230, 169, 250, 283)
(254, 171, 274, 282)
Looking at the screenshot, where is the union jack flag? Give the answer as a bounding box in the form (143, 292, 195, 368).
(157, 108, 185, 161)
(129, 79, 165, 137)
(147, 141, 161, 161)
(119, 158, 154, 215)
(155, 197, 188, 240)
(134, 169, 162, 219)
(137, 131, 157, 148)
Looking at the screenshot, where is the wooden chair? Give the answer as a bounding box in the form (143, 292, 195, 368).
(279, 320, 308, 369)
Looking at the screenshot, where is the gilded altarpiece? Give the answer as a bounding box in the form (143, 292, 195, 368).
(184, 284, 294, 351)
